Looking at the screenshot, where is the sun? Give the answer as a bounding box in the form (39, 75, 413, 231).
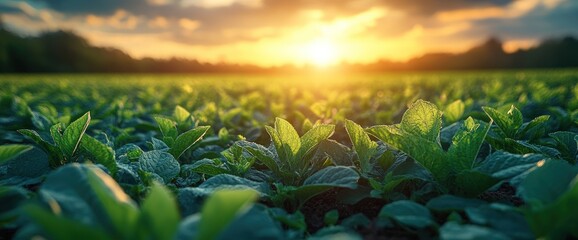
(305, 40, 339, 67)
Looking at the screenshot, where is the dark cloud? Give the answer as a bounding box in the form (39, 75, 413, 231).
(456, 1, 578, 40)
(377, 0, 514, 15)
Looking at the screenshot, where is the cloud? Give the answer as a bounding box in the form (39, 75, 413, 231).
(1, 0, 576, 66)
(181, 0, 262, 9)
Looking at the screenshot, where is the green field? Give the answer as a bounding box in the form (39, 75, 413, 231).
(1, 70, 578, 239)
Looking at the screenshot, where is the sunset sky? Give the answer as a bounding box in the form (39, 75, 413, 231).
(1, 0, 577, 67)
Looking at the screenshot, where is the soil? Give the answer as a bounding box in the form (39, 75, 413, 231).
(300, 189, 417, 239)
(478, 182, 524, 206)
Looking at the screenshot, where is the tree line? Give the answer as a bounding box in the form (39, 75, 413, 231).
(1, 28, 577, 73)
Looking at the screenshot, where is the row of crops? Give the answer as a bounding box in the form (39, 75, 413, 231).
(1, 70, 578, 239)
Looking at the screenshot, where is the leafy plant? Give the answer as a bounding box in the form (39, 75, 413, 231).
(241, 118, 359, 208)
(22, 164, 180, 240)
(367, 100, 496, 196)
(186, 142, 256, 177)
(518, 160, 578, 239)
(154, 116, 210, 160)
(345, 119, 377, 175)
(19, 112, 91, 168)
(483, 105, 550, 153)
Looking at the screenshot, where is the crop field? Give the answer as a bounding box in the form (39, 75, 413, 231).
(1, 70, 578, 239)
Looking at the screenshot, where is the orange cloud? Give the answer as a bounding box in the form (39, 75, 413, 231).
(179, 18, 200, 31)
(435, 7, 505, 22)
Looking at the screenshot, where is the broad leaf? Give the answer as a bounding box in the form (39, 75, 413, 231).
(275, 118, 301, 158)
(189, 159, 228, 176)
(400, 100, 442, 142)
(518, 160, 578, 205)
(238, 141, 281, 176)
(169, 126, 210, 159)
(483, 106, 516, 137)
(447, 117, 491, 172)
(38, 164, 139, 239)
(293, 166, 359, 206)
(524, 173, 578, 239)
(199, 174, 270, 195)
(475, 151, 544, 180)
(139, 182, 180, 240)
(440, 222, 510, 240)
(24, 205, 111, 240)
(154, 116, 178, 142)
(174, 105, 191, 124)
(466, 204, 533, 239)
(345, 119, 377, 173)
(379, 200, 436, 229)
(138, 150, 180, 183)
(81, 135, 117, 175)
(0, 144, 32, 164)
(60, 112, 91, 158)
(444, 100, 465, 123)
(296, 124, 335, 162)
(549, 131, 577, 163)
(198, 189, 258, 240)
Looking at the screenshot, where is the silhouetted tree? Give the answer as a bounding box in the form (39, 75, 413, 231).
(0, 28, 577, 73)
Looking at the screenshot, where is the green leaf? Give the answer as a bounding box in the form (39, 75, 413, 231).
(440, 222, 510, 240)
(324, 210, 339, 226)
(140, 182, 180, 240)
(444, 100, 465, 123)
(86, 166, 140, 239)
(483, 106, 516, 137)
(138, 150, 180, 183)
(345, 119, 377, 174)
(60, 112, 91, 158)
(38, 164, 139, 239)
(265, 125, 286, 163)
(466, 204, 533, 239)
(297, 124, 335, 161)
(272, 118, 301, 163)
(81, 135, 117, 175)
(216, 205, 283, 240)
(169, 126, 210, 159)
(508, 105, 524, 130)
(549, 131, 577, 163)
(154, 116, 178, 142)
(518, 160, 578, 205)
(189, 159, 229, 176)
(18, 129, 62, 164)
(400, 99, 443, 142)
(475, 151, 544, 179)
(0, 147, 50, 186)
(174, 105, 191, 124)
(293, 166, 359, 206)
(447, 117, 491, 172)
(518, 115, 550, 140)
(316, 140, 354, 166)
(24, 204, 111, 240)
(525, 174, 578, 239)
(453, 170, 498, 197)
(238, 141, 281, 176)
(198, 189, 258, 240)
(379, 200, 436, 229)
(302, 166, 359, 188)
(367, 125, 447, 181)
(0, 144, 32, 164)
(199, 174, 270, 195)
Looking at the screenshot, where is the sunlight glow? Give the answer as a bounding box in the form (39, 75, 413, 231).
(305, 40, 339, 67)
